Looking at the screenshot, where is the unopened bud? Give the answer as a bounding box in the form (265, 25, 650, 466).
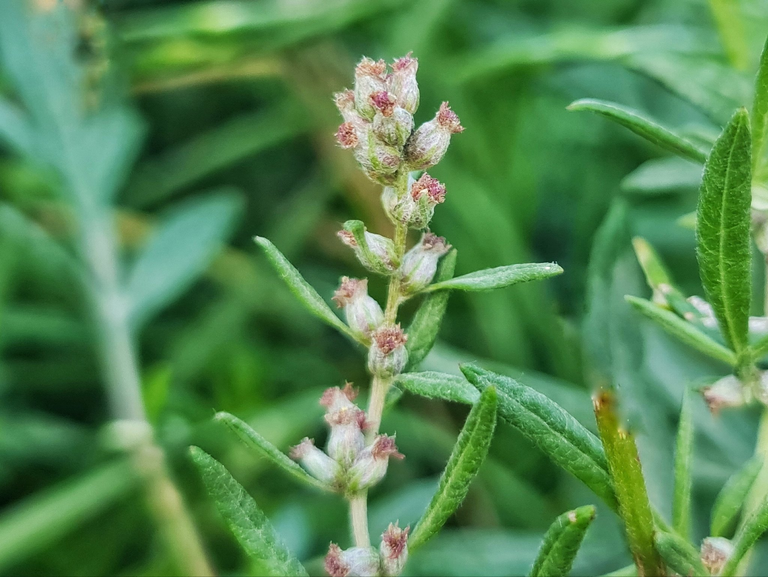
(325, 544, 381, 577)
(290, 438, 341, 486)
(701, 537, 734, 575)
(320, 383, 358, 413)
(388, 53, 419, 114)
(368, 324, 408, 377)
(348, 434, 404, 491)
(326, 406, 367, 469)
(334, 89, 359, 123)
(374, 105, 414, 150)
(338, 223, 398, 275)
(702, 375, 747, 414)
(336, 122, 360, 149)
(390, 174, 447, 229)
(404, 102, 463, 170)
(354, 57, 388, 120)
(352, 123, 402, 184)
(333, 277, 384, 342)
(380, 522, 410, 576)
(399, 233, 452, 293)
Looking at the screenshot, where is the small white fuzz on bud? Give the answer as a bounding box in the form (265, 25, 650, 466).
(702, 375, 747, 414)
(333, 277, 384, 342)
(347, 434, 404, 491)
(399, 232, 452, 294)
(701, 537, 734, 576)
(388, 53, 419, 114)
(404, 102, 464, 171)
(289, 438, 341, 486)
(325, 544, 381, 577)
(368, 324, 408, 377)
(338, 227, 398, 275)
(383, 174, 446, 230)
(354, 58, 388, 120)
(380, 522, 410, 577)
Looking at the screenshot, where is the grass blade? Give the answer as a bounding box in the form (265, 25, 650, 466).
(696, 109, 752, 356)
(530, 505, 597, 577)
(189, 447, 308, 577)
(394, 371, 480, 405)
(214, 412, 330, 492)
(711, 456, 763, 537)
(673, 388, 694, 539)
(593, 390, 665, 577)
(461, 364, 616, 510)
(423, 262, 562, 293)
(567, 99, 708, 163)
(654, 530, 708, 577)
(410, 387, 498, 550)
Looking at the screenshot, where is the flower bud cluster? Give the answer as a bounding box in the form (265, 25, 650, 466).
(324, 523, 410, 577)
(289, 385, 403, 493)
(382, 173, 447, 230)
(334, 54, 463, 185)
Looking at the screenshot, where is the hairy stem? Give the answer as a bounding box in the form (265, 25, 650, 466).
(349, 493, 371, 548)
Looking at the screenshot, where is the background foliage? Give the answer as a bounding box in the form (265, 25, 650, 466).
(2, 0, 768, 575)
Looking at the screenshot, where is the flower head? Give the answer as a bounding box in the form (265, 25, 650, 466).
(399, 233, 452, 294)
(290, 438, 341, 486)
(388, 53, 419, 114)
(347, 434, 404, 491)
(325, 544, 381, 577)
(380, 522, 410, 577)
(404, 101, 463, 170)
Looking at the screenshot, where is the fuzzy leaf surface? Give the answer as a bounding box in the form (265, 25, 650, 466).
(529, 505, 596, 577)
(394, 371, 479, 405)
(654, 530, 708, 577)
(672, 388, 694, 539)
(711, 456, 763, 537)
(189, 447, 308, 576)
(721, 494, 768, 576)
(423, 262, 562, 293)
(753, 37, 768, 176)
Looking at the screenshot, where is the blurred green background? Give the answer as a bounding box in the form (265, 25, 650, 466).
(2, 0, 768, 575)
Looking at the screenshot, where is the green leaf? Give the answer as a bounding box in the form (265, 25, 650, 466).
(406, 248, 457, 368)
(127, 192, 241, 329)
(631, 237, 672, 289)
(672, 388, 694, 539)
(593, 390, 665, 577)
(696, 109, 752, 356)
(529, 505, 597, 577)
(754, 36, 768, 178)
(654, 530, 708, 577)
(621, 157, 703, 195)
(625, 296, 737, 366)
(189, 447, 308, 577)
(394, 371, 480, 405)
(567, 99, 708, 163)
(460, 364, 616, 510)
(708, 0, 750, 72)
(711, 456, 763, 537)
(720, 494, 768, 576)
(410, 387, 498, 551)
(254, 236, 358, 343)
(214, 412, 329, 491)
(0, 97, 34, 156)
(423, 262, 563, 293)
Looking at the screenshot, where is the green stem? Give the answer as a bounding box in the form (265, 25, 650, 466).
(737, 408, 768, 573)
(349, 493, 370, 548)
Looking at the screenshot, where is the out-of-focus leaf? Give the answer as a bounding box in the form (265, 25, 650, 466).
(672, 389, 694, 538)
(625, 296, 737, 366)
(621, 157, 703, 195)
(593, 390, 664, 577)
(0, 460, 136, 571)
(127, 192, 242, 329)
(709, 0, 750, 71)
(214, 412, 329, 491)
(460, 364, 616, 510)
(424, 263, 562, 293)
(406, 249, 456, 368)
(0, 98, 33, 156)
(189, 447, 308, 577)
(410, 387, 498, 551)
(753, 37, 768, 178)
(696, 109, 752, 356)
(568, 99, 708, 163)
(721, 494, 768, 576)
(394, 371, 479, 405)
(711, 456, 763, 537)
(254, 236, 358, 342)
(654, 530, 708, 577)
(529, 505, 596, 577)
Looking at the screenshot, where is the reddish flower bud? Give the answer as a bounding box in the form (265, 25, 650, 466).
(325, 544, 381, 577)
(333, 277, 384, 342)
(702, 375, 747, 414)
(368, 324, 408, 377)
(290, 438, 341, 486)
(320, 384, 358, 413)
(404, 102, 463, 170)
(347, 434, 404, 491)
(338, 224, 398, 275)
(354, 57, 388, 120)
(352, 123, 402, 185)
(370, 91, 397, 117)
(336, 122, 359, 149)
(380, 522, 410, 577)
(388, 53, 419, 114)
(701, 537, 733, 576)
(399, 233, 452, 294)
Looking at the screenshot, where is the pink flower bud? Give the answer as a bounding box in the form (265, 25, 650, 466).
(347, 434, 404, 491)
(334, 89, 359, 123)
(333, 277, 384, 342)
(336, 122, 359, 149)
(338, 225, 398, 275)
(320, 383, 358, 413)
(384, 173, 446, 229)
(325, 544, 381, 577)
(326, 405, 367, 468)
(367, 324, 408, 377)
(388, 53, 419, 114)
(404, 102, 464, 170)
(352, 123, 402, 185)
(354, 57, 388, 120)
(380, 522, 410, 577)
(701, 537, 733, 575)
(702, 376, 747, 414)
(290, 438, 341, 486)
(399, 233, 452, 294)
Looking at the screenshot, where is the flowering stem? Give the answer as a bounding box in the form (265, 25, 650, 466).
(349, 492, 371, 548)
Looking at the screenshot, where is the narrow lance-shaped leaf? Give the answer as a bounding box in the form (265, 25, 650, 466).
(696, 109, 752, 356)
(410, 386, 498, 551)
(711, 456, 763, 537)
(423, 262, 563, 293)
(530, 505, 597, 577)
(254, 236, 358, 342)
(673, 388, 694, 539)
(593, 390, 665, 577)
(752, 36, 768, 176)
(406, 248, 456, 368)
(654, 530, 708, 577)
(214, 412, 330, 492)
(461, 364, 617, 510)
(567, 99, 708, 163)
(625, 296, 737, 366)
(189, 447, 308, 577)
(720, 495, 768, 576)
(394, 371, 480, 405)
